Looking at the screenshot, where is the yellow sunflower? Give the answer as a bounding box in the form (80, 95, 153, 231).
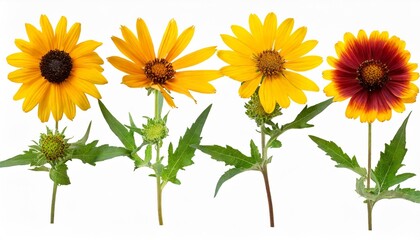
(219, 12, 322, 113)
(7, 15, 107, 123)
(108, 18, 222, 107)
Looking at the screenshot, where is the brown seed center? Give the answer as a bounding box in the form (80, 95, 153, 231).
(357, 59, 389, 91)
(40, 50, 73, 84)
(144, 58, 175, 84)
(256, 50, 284, 77)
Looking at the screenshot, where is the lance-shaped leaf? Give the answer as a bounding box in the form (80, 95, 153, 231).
(373, 114, 411, 192)
(49, 163, 70, 185)
(72, 141, 130, 165)
(0, 151, 37, 168)
(98, 100, 136, 151)
(267, 98, 332, 146)
(309, 135, 366, 177)
(161, 105, 212, 185)
(194, 141, 259, 169)
(214, 168, 247, 197)
(377, 186, 420, 203)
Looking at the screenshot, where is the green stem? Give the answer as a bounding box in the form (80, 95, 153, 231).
(367, 122, 372, 231)
(261, 126, 274, 227)
(50, 182, 58, 224)
(154, 90, 164, 225)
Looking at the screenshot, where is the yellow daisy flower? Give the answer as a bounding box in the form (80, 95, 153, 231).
(108, 18, 222, 107)
(219, 12, 322, 113)
(7, 15, 107, 123)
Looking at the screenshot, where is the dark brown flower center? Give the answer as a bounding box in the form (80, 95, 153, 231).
(40, 50, 73, 84)
(357, 59, 389, 91)
(256, 50, 284, 77)
(144, 58, 175, 84)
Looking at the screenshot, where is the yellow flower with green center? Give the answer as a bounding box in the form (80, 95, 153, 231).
(108, 18, 223, 107)
(219, 12, 322, 113)
(7, 15, 107, 122)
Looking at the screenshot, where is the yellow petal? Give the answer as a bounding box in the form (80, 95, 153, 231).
(22, 81, 49, 112)
(280, 27, 307, 57)
(248, 14, 264, 51)
(217, 50, 255, 66)
(55, 16, 67, 50)
(263, 12, 277, 50)
(68, 76, 102, 99)
(72, 68, 107, 84)
(111, 36, 145, 65)
(324, 82, 347, 101)
(284, 56, 322, 71)
(281, 76, 307, 104)
(258, 78, 276, 113)
(15, 39, 43, 58)
(238, 77, 260, 98)
(274, 18, 294, 51)
(221, 65, 260, 82)
(166, 26, 194, 62)
(172, 70, 220, 93)
(172, 46, 216, 70)
(49, 84, 63, 121)
(122, 74, 151, 88)
(271, 75, 290, 108)
(62, 89, 76, 120)
(64, 22, 81, 52)
(164, 81, 196, 102)
(231, 25, 258, 52)
(72, 52, 104, 71)
(40, 15, 54, 50)
(158, 19, 178, 58)
(284, 40, 318, 60)
(37, 88, 51, 122)
(7, 52, 39, 68)
(8, 68, 41, 83)
(322, 70, 334, 80)
(220, 34, 253, 57)
(157, 84, 176, 108)
(282, 70, 319, 91)
(120, 25, 147, 64)
(136, 18, 156, 60)
(70, 40, 102, 59)
(63, 81, 90, 110)
(108, 56, 143, 74)
(25, 23, 48, 53)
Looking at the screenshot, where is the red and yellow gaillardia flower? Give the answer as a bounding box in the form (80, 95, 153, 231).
(324, 30, 419, 123)
(108, 18, 222, 107)
(218, 12, 322, 113)
(7, 15, 107, 122)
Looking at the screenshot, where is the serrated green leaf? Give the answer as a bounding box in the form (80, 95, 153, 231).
(98, 100, 136, 151)
(73, 122, 92, 146)
(214, 168, 246, 197)
(194, 144, 257, 169)
(309, 135, 366, 177)
(377, 187, 420, 203)
(161, 105, 211, 184)
(49, 163, 70, 185)
(0, 151, 37, 168)
(267, 98, 332, 146)
(72, 142, 130, 165)
(373, 114, 410, 192)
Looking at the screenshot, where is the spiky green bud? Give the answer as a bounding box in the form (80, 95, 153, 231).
(140, 118, 169, 145)
(39, 129, 70, 162)
(245, 91, 282, 126)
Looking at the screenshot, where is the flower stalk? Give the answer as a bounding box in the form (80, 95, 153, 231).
(50, 182, 58, 224)
(367, 123, 372, 230)
(154, 90, 164, 225)
(261, 126, 274, 227)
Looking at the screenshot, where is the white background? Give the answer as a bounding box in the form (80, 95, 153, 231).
(1, 0, 420, 239)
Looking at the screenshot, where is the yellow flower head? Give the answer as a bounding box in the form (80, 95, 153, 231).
(108, 18, 222, 107)
(219, 12, 322, 113)
(7, 15, 107, 122)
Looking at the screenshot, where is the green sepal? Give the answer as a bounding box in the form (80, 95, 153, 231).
(373, 114, 410, 192)
(30, 166, 50, 172)
(0, 150, 37, 168)
(268, 140, 282, 149)
(214, 168, 247, 197)
(31, 154, 48, 167)
(161, 105, 212, 185)
(49, 163, 70, 185)
(309, 135, 366, 177)
(98, 100, 136, 151)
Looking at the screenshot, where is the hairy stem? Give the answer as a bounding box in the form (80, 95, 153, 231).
(261, 126, 274, 227)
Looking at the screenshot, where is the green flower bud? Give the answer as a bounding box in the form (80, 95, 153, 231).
(39, 130, 70, 162)
(245, 91, 282, 126)
(140, 118, 169, 145)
